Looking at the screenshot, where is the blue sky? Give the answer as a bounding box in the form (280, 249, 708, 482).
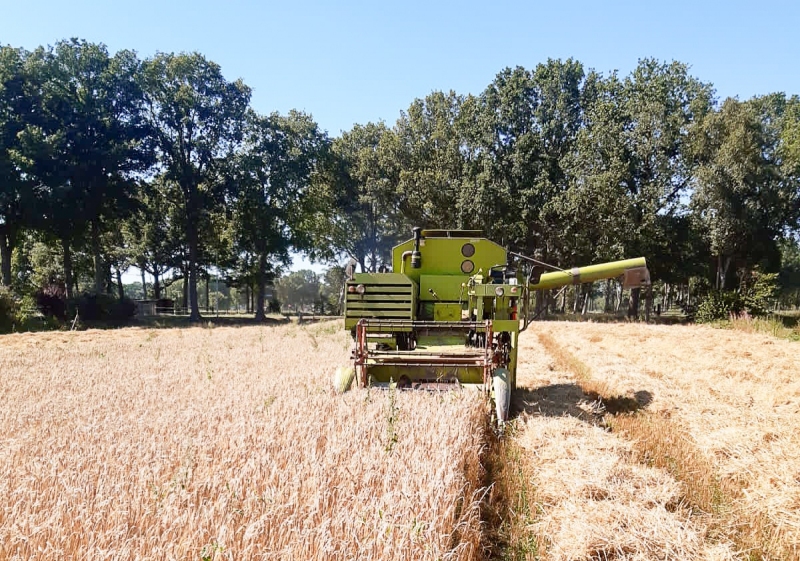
(2, 0, 798, 137)
(2, 0, 798, 276)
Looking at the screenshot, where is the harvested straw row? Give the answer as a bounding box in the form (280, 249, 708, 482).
(505, 327, 738, 560)
(538, 322, 800, 560)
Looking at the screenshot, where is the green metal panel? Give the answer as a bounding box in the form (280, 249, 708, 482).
(434, 303, 462, 321)
(346, 310, 413, 318)
(344, 273, 417, 330)
(365, 365, 484, 385)
(346, 302, 410, 310)
(346, 294, 411, 302)
(420, 275, 470, 301)
(392, 234, 507, 284)
(351, 272, 412, 285)
(492, 319, 519, 333)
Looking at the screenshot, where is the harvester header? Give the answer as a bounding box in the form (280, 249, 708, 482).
(339, 228, 650, 425)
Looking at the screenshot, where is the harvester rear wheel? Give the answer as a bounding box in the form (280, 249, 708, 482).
(492, 367, 511, 426)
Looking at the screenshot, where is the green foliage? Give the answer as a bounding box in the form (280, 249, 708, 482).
(695, 290, 744, 323)
(275, 269, 321, 312)
(0, 286, 19, 332)
(36, 284, 67, 319)
(778, 238, 800, 308)
(740, 269, 779, 316)
(695, 269, 779, 323)
(320, 265, 345, 314)
(2, 37, 800, 331)
(69, 293, 136, 322)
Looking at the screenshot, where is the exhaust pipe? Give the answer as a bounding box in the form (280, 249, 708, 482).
(411, 227, 422, 269)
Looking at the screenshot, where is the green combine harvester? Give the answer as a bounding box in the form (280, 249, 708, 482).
(340, 228, 650, 424)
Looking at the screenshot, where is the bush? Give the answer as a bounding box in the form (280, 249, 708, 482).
(268, 298, 281, 313)
(110, 297, 136, 321)
(0, 286, 19, 333)
(695, 290, 744, 323)
(71, 293, 136, 322)
(740, 269, 779, 316)
(695, 269, 780, 324)
(37, 284, 67, 319)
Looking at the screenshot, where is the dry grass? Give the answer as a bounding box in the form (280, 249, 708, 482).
(0, 321, 488, 560)
(507, 328, 739, 561)
(538, 321, 800, 560)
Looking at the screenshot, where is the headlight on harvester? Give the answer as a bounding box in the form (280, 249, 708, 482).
(347, 285, 356, 293)
(495, 286, 505, 297)
(510, 286, 519, 295)
(356, 284, 366, 295)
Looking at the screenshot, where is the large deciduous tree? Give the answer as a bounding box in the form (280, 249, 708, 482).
(384, 90, 467, 230)
(692, 97, 798, 289)
(326, 122, 400, 272)
(15, 40, 151, 297)
(232, 110, 327, 321)
(465, 59, 588, 256)
(565, 60, 713, 314)
(141, 52, 250, 321)
(0, 45, 33, 287)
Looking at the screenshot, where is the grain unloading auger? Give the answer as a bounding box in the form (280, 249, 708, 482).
(337, 228, 650, 425)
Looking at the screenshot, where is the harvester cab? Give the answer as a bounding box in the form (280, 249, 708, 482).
(339, 228, 650, 425)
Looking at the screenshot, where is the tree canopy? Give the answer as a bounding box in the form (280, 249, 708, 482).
(1, 39, 799, 321)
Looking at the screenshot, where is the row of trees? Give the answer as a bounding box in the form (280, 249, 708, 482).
(331, 62, 800, 303)
(1, 40, 329, 321)
(2, 39, 800, 323)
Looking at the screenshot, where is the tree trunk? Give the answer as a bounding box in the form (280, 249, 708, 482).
(255, 254, 267, 321)
(717, 255, 732, 290)
(534, 289, 545, 318)
(205, 274, 210, 312)
(182, 265, 189, 310)
(628, 287, 641, 319)
(116, 267, 124, 300)
(604, 279, 613, 313)
(153, 271, 161, 300)
(186, 198, 201, 320)
(62, 238, 74, 300)
(140, 265, 147, 299)
(91, 220, 104, 294)
(245, 284, 251, 314)
(0, 230, 12, 287)
(581, 291, 589, 315)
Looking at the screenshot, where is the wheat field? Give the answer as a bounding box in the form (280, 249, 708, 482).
(2, 319, 798, 560)
(0, 321, 486, 560)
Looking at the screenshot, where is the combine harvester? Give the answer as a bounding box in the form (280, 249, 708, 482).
(338, 228, 650, 425)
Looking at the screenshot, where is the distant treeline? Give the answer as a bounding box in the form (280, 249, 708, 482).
(1, 39, 799, 323)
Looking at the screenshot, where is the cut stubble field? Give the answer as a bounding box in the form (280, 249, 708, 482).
(1, 319, 798, 560)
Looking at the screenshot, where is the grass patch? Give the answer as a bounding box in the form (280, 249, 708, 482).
(483, 428, 541, 560)
(727, 314, 800, 341)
